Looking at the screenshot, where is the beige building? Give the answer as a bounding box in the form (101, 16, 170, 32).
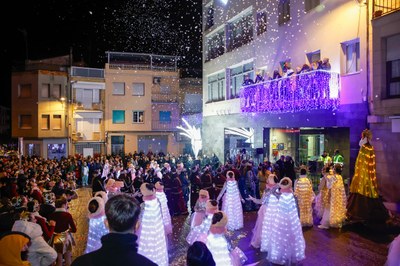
(11, 56, 69, 159)
(70, 66, 106, 157)
(104, 52, 183, 155)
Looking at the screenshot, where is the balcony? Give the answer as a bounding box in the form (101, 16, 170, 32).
(71, 67, 104, 78)
(106, 52, 179, 72)
(373, 0, 400, 17)
(151, 93, 179, 103)
(152, 120, 180, 131)
(240, 70, 340, 113)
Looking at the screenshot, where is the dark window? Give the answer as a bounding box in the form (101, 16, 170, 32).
(256, 11, 267, 36)
(205, 4, 215, 31)
(387, 59, 400, 97)
(227, 13, 254, 51)
(278, 0, 291, 26)
(206, 30, 225, 61)
(305, 0, 320, 12)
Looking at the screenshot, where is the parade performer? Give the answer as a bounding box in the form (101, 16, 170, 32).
(248, 174, 279, 248)
(294, 168, 315, 227)
(267, 178, 306, 265)
(137, 183, 168, 266)
(186, 199, 219, 245)
(84, 196, 108, 254)
(191, 189, 210, 228)
(155, 181, 173, 235)
(316, 166, 347, 229)
(347, 129, 389, 223)
(216, 171, 244, 231)
(206, 211, 247, 266)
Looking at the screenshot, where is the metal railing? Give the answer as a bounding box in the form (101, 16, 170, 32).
(71, 67, 104, 78)
(151, 93, 179, 103)
(373, 0, 400, 17)
(152, 120, 180, 131)
(240, 70, 340, 113)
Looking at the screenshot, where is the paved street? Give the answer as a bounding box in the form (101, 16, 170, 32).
(69, 188, 397, 266)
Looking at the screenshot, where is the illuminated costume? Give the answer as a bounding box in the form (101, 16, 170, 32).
(317, 168, 346, 229)
(190, 189, 209, 228)
(249, 174, 279, 249)
(206, 211, 247, 266)
(386, 234, 400, 266)
(85, 196, 108, 253)
(294, 172, 315, 227)
(186, 199, 219, 245)
(155, 181, 172, 235)
(267, 178, 306, 265)
(347, 129, 389, 223)
(216, 171, 244, 231)
(137, 183, 168, 266)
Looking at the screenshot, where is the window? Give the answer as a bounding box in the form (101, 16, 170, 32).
(305, 0, 320, 12)
(205, 3, 214, 31)
(256, 10, 267, 36)
(112, 82, 125, 95)
(53, 115, 62, 130)
(132, 83, 144, 96)
(278, 0, 291, 26)
(41, 84, 50, 98)
(306, 50, 321, 64)
(41, 115, 50, 130)
(112, 110, 125, 124)
(52, 84, 61, 98)
(227, 12, 253, 51)
(133, 111, 144, 123)
(342, 39, 360, 74)
(206, 29, 225, 61)
(19, 84, 32, 98)
(19, 114, 32, 129)
(159, 111, 171, 123)
(387, 34, 400, 97)
(111, 136, 125, 155)
(230, 63, 254, 98)
(75, 89, 100, 106)
(208, 72, 226, 102)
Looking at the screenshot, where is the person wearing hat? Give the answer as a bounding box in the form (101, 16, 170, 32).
(216, 171, 244, 231)
(170, 167, 188, 216)
(186, 199, 219, 245)
(155, 181, 172, 235)
(206, 211, 247, 266)
(248, 174, 279, 249)
(266, 177, 305, 265)
(0, 231, 31, 266)
(84, 196, 108, 254)
(190, 189, 210, 228)
(137, 183, 168, 266)
(294, 168, 315, 227)
(189, 165, 201, 213)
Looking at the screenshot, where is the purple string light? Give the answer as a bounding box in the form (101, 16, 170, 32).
(240, 70, 340, 113)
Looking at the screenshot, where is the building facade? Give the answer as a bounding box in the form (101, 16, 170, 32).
(202, 0, 371, 180)
(104, 52, 183, 156)
(11, 56, 69, 159)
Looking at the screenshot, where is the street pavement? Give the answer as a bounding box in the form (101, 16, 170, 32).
(69, 188, 397, 266)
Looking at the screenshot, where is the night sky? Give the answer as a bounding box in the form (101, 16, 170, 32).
(1, 0, 202, 107)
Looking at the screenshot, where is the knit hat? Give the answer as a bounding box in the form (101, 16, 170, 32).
(206, 200, 218, 214)
(199, 189, 209, 199)
(226, 170, 235, 181)
(279, 177, 292, 190)
(140, 183, 156, 197)
(267, 174, 277, 185)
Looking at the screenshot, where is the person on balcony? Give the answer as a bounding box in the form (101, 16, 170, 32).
(242, 74, 254, 86)
(254, 71, 264, 83)
(321, 58, 331, 70)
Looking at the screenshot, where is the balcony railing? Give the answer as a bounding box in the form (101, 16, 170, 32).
(373, 0, 400, 17)
(152, 120, 180, 131)
(151, 93, 179, 103)
(71, 67, 104, 78)
(240, 70, 340, 113)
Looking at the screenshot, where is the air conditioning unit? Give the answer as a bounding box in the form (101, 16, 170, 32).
(153, 77, 161, 84)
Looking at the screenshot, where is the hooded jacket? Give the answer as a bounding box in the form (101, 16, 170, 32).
(0, 231, 31, 266)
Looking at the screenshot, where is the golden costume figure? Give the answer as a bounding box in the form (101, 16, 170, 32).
(294, 173, 315, 227)
(346, 129, 388, 223)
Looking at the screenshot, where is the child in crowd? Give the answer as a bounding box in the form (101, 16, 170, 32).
(294, 168, 315, 227)
(85, 196, 108, 254)
(191, 189, 210, 228)
(155, 181, 172, 235)
(248, 174, 279, 249)
(216, 171, 244, 231)
(137, 183, 168, 266)
(267, 178, 306, 265)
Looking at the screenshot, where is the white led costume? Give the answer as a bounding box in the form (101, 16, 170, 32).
(294, 174, 315, 227)
(156, 190, 173, 235)
(260, 187, 280, 252)
(207, 233, 234, 266)
(186, 213, 213, 245)
(137, 195, 168, 266)
(85, 196, 108, 254)
(267, 178, 306, 265)
(217, 171, 243, 231)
